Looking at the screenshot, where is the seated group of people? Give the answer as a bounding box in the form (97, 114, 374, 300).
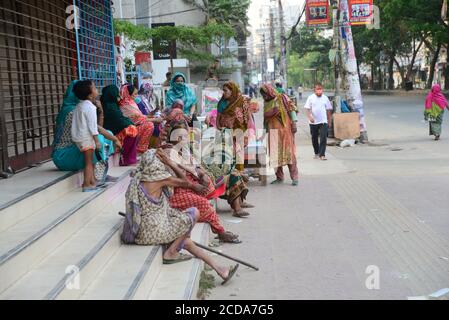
(52, 75, 266, 285)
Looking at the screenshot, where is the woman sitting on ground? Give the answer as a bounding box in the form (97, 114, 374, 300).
(161, 111, 240, 244)
(119, 84, 161, 153)
(135, 83, 160, 116)
(52, 81, 121, 180)
(122, 149, 239, 284)
(101, 85, 139, 166)
(165, 72, 198, 126)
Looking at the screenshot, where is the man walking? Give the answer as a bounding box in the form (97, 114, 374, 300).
(304, 83, 333, 160)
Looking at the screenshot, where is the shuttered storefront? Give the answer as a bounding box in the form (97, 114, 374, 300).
(0, 0, 115, 176)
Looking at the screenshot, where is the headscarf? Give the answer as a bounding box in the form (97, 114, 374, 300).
(119, 84, 142, 119)
(216, 81, 249, 130)
(425, 84, 447, 110)
(165, 72, 197, 115)
(53, 80, 79, 148)
(206, 109, 218, 128)
(101, 85, 134, 135)
(55, 80, 79, 127)
(217, 81, 243, 114)
(136, 83, 155, 115)
(124, 149, 173, 240)
(163, 107, 189, 144)
(260, 83, 296, 127)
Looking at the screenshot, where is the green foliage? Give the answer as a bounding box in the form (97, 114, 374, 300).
(114, 20, 235, 45)
(288, 25, 333, 88)
(183, 0, 251, 43)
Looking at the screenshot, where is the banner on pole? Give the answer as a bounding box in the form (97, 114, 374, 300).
(348, 0, 373, 25)
(306, 0, 330, 26)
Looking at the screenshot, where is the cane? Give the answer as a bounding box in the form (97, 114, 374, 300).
(118, 212, 259, 271)
(193, 241, 259, 271)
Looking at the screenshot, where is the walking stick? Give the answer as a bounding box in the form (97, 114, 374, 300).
(193, 241, 259, 271)
(118, 212, 259, 271)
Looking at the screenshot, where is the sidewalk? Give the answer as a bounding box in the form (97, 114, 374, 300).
(203, 95, 449, 300)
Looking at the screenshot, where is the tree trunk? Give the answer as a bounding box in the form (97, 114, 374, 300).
(370, 63, 375, 89)
(405, 38, 424, 82)
(388, 52, 395, 90)
(394, 58, 407, 89)
(427, 43, 442, 89)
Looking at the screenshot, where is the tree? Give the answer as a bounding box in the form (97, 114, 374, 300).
(288, 25, 333, 87)
(183, 0, 251, 44)
(114, 20, 235, 73)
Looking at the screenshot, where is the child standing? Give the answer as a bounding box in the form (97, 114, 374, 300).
(71, 80, 101, 191)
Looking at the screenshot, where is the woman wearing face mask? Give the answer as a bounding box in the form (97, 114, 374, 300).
(165, 73, 198, 125)
(119, 84, 161, 153)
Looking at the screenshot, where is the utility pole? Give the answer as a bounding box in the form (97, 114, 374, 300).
(338, 0, 368, 142)
(278, 0, 287, 90)
(263, 33, 268, 82)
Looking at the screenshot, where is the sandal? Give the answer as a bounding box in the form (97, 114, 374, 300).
(270, 179, 283, 185)
(217, 232, 242, 244)
(320, 156, 328, 161)
(221, 264, 239, 285)
(241, 202, 255, 208)
(163, 253, 193, 264)
(232, 210, 250, 218)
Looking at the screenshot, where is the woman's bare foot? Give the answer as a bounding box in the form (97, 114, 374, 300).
(217, 264, 239, 285)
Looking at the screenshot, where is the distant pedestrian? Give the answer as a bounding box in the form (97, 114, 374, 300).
(304, 83, 333, 160)
(162, 71, 172, 87)
(424, 84, 449, 140)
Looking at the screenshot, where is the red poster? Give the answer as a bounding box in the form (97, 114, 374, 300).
(306, 0, 330, 26)
(348, 0, 373, 25)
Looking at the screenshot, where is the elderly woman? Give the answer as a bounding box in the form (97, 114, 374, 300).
(260, 83, 299, 186)
(161, 112, 240, 244)
(119, 84, 161, 153)
(101, 85, 138, 166)
(203, 81, 255, 218)
(121, 149, 239, 284)
(52, 81, 121, 181)
(165, 72, 197, 124)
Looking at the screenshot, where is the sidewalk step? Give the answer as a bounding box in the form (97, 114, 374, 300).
(0, 166, 131, 294)
(148, 223, 210, 300)
(0, 163, 80, 233)
(0, 206, 123, 299)
(79, 245, 162, 300)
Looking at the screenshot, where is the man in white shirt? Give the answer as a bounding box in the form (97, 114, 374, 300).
(304, 83, 333, 160)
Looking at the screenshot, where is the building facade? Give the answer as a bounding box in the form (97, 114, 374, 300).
(0, 0, 116, 175)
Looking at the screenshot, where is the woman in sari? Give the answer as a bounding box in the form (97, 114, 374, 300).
(161, 113, 240, 243)
(119, 84, 161, 153)
(52, 81, 120, 177)
(165, 72, 197, 124)
(424, 84, 449, 140)
(135, 83, 159, 116)
(101, 85, 138, 166)
(121, 149, 239, 283)
(216, 81, 255, 171)
(260, 83, 299, 186)
(204, 81, 254, 218)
